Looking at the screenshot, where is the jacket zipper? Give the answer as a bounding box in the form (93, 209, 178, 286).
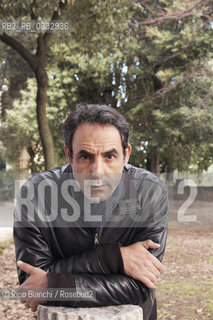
(94, 232, 99, 246)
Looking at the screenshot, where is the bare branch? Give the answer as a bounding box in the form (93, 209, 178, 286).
(196, 91, 213, 109)
(128, 67, 210, 106)
(159, 19, 210, 66)
(30, 0, 38, 20)
(43, 0, 70, 45)
(131, 0, 213, 27)
(0, 33, 37, 73)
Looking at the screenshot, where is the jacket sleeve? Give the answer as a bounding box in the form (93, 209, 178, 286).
(14, 221, 150, 307)
(14, 181, 124, 284)
(14, 221, 123, 283)
(14, 175, 168, 309)
(48, 243, 124, 275)
(131, 182, 169, 263)
(14, 215, 150, 308)
(47, 272, 149, 308)
(46, 183, 168, 308)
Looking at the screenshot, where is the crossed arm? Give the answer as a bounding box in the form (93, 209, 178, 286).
(14, 180, 168, 312)
(17, 240, 162, 311)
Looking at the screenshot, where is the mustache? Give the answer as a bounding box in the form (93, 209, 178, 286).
(84, 179, 107, 186)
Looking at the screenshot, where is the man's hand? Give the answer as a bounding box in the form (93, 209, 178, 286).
(17, 260, 48, 312)
(120, 240, 162, 289)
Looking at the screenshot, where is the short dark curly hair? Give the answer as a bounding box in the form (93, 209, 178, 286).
(63, 104, 129, 159)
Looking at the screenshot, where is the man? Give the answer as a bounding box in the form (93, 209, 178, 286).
(14, 104, 168, 320)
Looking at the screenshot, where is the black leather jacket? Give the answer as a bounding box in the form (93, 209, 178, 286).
(14, 164, 168, 320)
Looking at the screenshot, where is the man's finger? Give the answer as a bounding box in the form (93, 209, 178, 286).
(143, 270, 158, 286)
(140, 276, 156, 289)
(152, 255, 163, 272)
(142, 240, 160, 250)
(151, 266, 161, 279)
(25, 302, 31, 309)
(17, 260, 35, 275)
(20, 299, 26, 304)
(31, 301, 38, 312)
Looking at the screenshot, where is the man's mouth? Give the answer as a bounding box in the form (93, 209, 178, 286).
(85, 179, 106, 188)
(91, 185, 106, 189)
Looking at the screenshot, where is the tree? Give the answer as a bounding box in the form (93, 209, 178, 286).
(1, 0, 213, 176)
(0, 79, 42, 171)
(0, 0, 72, 170)
(53, 0, 213, 175)
(110, 0, 213, 175)
(0, 42, 34, 120)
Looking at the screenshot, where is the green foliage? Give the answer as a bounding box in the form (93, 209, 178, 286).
(1, 0, 213, 173)
(0, 170, 14, 201)
(118, 0, 213, 172)
(158, 279, 213, 319)
(0, 79, 43, 171)
(1, 77, 71, 170)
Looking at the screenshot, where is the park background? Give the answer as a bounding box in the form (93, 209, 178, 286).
(0, 0, 212, 319)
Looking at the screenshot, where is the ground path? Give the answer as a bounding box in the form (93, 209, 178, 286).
(0, 198, 212, 319)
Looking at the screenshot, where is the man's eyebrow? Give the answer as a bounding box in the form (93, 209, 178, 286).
(77, 149, 119, 156)
(102, 148, 119, 156)
(78, 149, 93, 156)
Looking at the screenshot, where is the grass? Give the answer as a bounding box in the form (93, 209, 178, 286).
(157, 280, 213, 319)
(208, 257, 213, 264)
(0, 239, 14, 255)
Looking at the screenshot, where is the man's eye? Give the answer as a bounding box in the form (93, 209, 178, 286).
(80, 155, 89, 160)
(106, 154, 114, 159)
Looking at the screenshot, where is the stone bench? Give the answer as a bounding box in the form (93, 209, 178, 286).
(38, 304, 143, 320)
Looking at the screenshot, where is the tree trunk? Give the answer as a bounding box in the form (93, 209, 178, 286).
(165, 166, 174, 186)
(0, 32, 55, 170)
(146, 151, 160, 176)
(0, 1, 69, 170)
(151, 151, 160, 176)
(36, 68, 55, 170)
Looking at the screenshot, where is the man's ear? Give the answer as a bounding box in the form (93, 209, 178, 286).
(124, 144, 131, 165)
(64, 145, 72, 164)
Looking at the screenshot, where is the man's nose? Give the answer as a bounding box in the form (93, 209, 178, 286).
(91, 157, 104, 178)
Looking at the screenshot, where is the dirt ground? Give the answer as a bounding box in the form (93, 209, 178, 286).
(0, 198, 212, 319)
(157, 227, 213, 320)
(0, 244, 37, 320)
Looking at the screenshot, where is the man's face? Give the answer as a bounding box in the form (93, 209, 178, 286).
(64, 123, 131, 201)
